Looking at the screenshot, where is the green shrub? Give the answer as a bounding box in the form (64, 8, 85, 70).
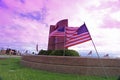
(65, 50, 79, 56)
(38, 49, 48, 55)
(38, 50, 53, 55)
(50, 50, 79, 56)
(47, 50, 53, 55)
(49, 50, 64, 56)
(38, 49, 79, 56)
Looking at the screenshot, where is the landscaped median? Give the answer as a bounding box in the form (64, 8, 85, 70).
(21, 55, 120, 77)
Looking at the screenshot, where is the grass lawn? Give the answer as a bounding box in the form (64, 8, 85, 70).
(0, 57, 118, 80)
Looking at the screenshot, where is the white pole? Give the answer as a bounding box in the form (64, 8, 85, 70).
(91, 38, 108, 79)
(85, 23, 108, 79)
(63, 27, 66, 56)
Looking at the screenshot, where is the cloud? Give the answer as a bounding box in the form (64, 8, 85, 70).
(14, 0, 26, 4)
(0, 0, 120, 54)
(101, 1, 120, 28)
(86, 0, 120, 28)
(0, 10, 13, 26)
(19, 11, 43, 21)
(0, 0, 8, 9)
(19, 0, 25, 4)
(0, 22, 49, 50)
(101, 17, 120, 28)
(0, 0, 49, 26)
(17, 7, 48, 22)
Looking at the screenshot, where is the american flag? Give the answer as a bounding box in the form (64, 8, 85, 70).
(65, 23, 92, 48)
(49, 27, 65, 37)
(88, 50, 92, 55)
(65, 27, 79, 39)
(104, 54, 109, 57)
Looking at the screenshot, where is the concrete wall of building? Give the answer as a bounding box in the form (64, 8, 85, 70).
(21, 55, 120, 76)
(48, 25, 56, 50)
(48, 19, 68, 50)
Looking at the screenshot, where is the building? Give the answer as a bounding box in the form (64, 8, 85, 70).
(48, 19, 68, 50)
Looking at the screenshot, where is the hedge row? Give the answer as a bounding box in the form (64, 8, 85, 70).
(38, 49, 79, 56)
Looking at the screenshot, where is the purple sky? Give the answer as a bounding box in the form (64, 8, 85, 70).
(0, 0, 120, 57)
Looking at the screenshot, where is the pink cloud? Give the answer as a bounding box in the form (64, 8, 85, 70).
(0, 0, 120, 53)
(0, 9, 13, 26)
(101, 17, 120, 28)
(85, 0, 120, 29)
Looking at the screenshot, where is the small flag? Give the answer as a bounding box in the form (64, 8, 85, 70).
(65, 23, 92, 48)
(49, 27, 65, 37)
(104, 54, 109, 57)
(88, 51, 92, 55)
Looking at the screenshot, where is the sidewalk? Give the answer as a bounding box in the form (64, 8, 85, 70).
(0, 55, 21, 58)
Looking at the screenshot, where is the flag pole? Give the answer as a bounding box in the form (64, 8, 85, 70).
(91, 39, 108, 79)
(91, 40, 100, 58)
(63, 26, 66, 56)
(84, 22, 108, 79)
(84, 23, 100, 58)
(36, 43, 38, 52)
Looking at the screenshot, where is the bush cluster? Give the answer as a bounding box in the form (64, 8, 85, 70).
(38, 49, 79, 56)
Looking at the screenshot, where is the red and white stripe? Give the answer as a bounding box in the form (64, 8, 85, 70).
(65, 27, 91, 48)
(49, 30, 65, 37)
(65, 27, 79, 38)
